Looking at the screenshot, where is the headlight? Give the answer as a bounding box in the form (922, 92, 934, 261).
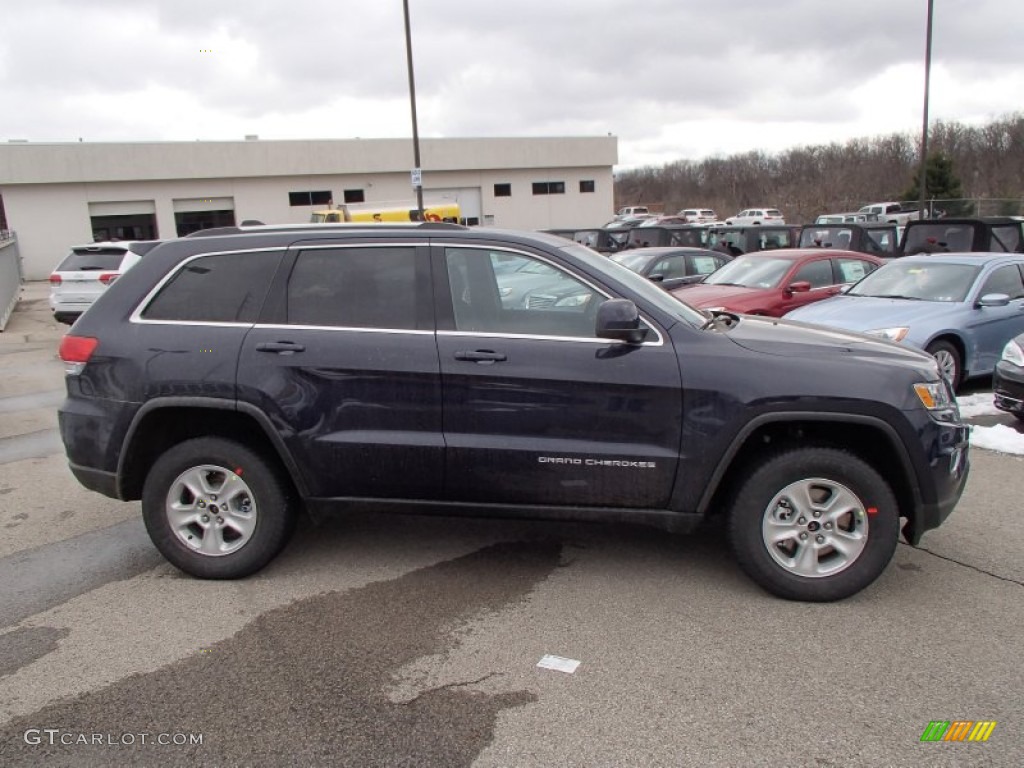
(555, 294, 590, 307)
(913, 380, 954, 411)
(1001, 339, 1024, 366)
(865, 327, 909, 342)
(704, 306, 726, 313)
(499, 287, 512, 297)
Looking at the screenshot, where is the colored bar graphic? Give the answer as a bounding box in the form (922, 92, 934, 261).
(920, 720, 996, 742)
(944, 721, 973, 741)
(968, 722, 997, 742)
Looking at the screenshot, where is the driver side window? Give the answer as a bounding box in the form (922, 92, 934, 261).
(445, 248, 603, 338)
(792, 259, 835, 289)
(979, 265, 1024, 299)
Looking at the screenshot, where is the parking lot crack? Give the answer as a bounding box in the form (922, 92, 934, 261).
(902, 542, 1024, 587)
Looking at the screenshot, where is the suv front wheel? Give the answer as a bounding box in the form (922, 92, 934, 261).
(728, 448, 898, 601)
(142, 437, 296, 578)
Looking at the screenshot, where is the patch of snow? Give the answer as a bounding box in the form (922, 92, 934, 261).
(957, 393, 1001, 419)
(969, 424, 1024, 455)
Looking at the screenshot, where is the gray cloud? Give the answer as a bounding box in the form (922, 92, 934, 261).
(0, 0, 1019, 165)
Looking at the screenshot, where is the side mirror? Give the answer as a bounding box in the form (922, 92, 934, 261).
(648, 273, 665, 283)
(977, 293, 1011, 308)
(786, 281, 812, 295)
(596, 299, 649, 344)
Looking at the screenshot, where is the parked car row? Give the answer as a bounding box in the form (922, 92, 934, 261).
(577, 229, 1024, 393)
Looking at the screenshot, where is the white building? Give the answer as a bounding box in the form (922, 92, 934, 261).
(0, 136, 617, 279)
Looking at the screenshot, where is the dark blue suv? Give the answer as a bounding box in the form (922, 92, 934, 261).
(58, 223, 970, 601)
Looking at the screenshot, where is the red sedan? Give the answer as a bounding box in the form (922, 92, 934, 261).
(669, 249, 884, 317)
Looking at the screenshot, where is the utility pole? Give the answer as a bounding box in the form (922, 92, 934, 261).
(403, 0, 424, 219)
(917, 0, 934, 218)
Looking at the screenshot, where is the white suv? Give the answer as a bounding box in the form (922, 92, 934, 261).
(677, 208, 718, 223)
(725, 208, 785, 226)
(49, 241, 161, 324)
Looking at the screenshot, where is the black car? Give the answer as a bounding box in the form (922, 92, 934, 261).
(798, 224, 899, 258)
(609, 247, 730, 289)
(993, 332, 1024, 420)
(706, 225, 801, 255)
(900, 217, 1024, 255)
(58, 222, 969, 601)
(625, 225, 707, 250)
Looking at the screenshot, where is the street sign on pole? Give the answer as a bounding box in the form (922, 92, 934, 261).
(411, 168, 422, 188)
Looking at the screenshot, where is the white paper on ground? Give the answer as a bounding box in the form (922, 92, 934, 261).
(537, 655, 581, 674)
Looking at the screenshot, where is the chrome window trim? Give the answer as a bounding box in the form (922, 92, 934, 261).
(439, 243, 666, 346)
(438, 329, 664, 347)
(254, 323, 432, 336)
(130, 247, 287, 325)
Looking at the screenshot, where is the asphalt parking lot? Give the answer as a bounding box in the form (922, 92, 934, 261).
(0, 283, 1021, 767)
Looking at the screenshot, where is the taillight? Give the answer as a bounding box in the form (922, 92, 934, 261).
(99, 273, 119, 285)
(59, 335, 99, 375)
(49, 274, 62, 286)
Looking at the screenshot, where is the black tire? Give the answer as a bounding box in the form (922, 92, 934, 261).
(728, 447, 899, 602)
(142, 437, 296, 579)
(926, 340, 962, 391)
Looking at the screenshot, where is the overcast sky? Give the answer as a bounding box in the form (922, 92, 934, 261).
(1, 0, 1020, 168)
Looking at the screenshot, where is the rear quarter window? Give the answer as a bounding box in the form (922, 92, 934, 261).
(141, 251, 282, 323)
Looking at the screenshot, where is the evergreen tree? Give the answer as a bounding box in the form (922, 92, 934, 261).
(901, 154, 972, 215)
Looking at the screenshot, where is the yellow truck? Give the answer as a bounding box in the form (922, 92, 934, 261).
(310, 202, 460, 224)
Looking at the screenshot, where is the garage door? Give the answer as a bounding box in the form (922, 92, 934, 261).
(426, 188, 482, 226)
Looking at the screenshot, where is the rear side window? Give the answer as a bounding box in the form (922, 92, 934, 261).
(57, 248, 127, 271)
(836, 258, 876, 283)
(287, 247, 418, 329)
(690, 254, 724, 275)
(991, 226, 1021, 253)
(142, 251, 281, 323)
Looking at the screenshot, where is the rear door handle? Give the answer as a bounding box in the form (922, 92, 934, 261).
(256, 341, 306, 354)
(454, 350, 507, 363)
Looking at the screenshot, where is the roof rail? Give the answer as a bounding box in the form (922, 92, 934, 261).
(184, 221, 469, 238)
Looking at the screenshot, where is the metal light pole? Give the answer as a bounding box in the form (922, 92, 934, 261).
(402, 0, 424, 219)
(917, 0, 934, 218)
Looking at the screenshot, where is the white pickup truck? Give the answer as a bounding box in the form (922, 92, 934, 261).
(858, 202, 922, 225)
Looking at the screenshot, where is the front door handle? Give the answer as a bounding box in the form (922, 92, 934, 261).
(454, 349, 507, 363)
(256, 341, 306, 354)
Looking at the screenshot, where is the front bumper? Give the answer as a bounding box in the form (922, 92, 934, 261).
(993, 360, 1024, 415)
(903, 416, 970, 544)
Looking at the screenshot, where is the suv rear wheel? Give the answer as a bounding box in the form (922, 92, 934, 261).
(142, 437, 296, 578)
(728, 448, 898, 601)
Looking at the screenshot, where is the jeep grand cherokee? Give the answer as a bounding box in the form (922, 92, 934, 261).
(58, 223, 970, 601)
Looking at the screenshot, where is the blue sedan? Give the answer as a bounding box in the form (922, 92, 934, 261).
(785, 253, 1024, 390)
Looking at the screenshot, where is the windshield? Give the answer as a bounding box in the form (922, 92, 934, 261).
(560, 244, 706, 327)
(703, 255, 791, 288)
(847, 261, 980, 302)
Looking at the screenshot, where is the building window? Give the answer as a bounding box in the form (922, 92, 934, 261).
(344, 189, 365, 204)
(532, 182, 565, 195)
(494, 183, 511, 197)
(288, 191, 332, 207)
(579, 180, 595, 193)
